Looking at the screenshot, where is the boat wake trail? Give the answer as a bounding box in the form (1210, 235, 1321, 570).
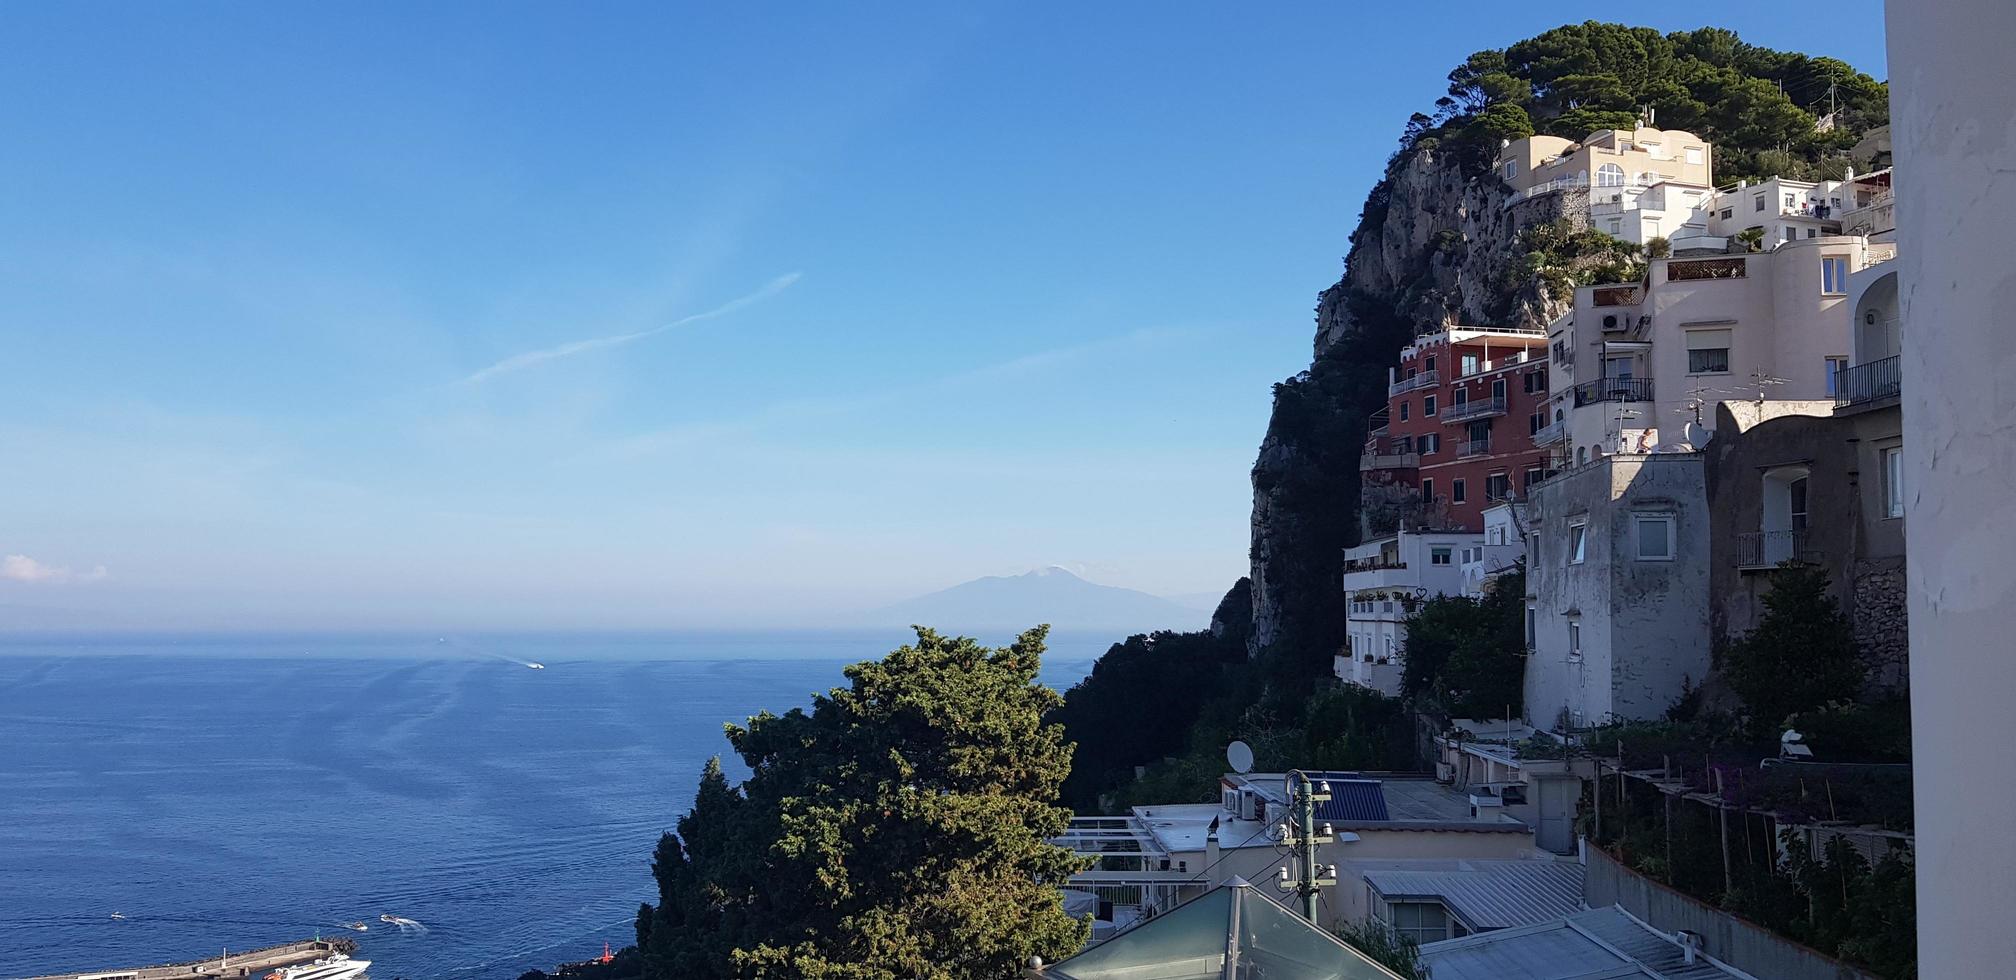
(435, 637, 544, 670)
(380, 914, 428, 934)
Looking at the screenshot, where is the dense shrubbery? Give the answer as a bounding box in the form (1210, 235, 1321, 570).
(1399, 567, 1527, 718)
(1405, 22, 1887, 183)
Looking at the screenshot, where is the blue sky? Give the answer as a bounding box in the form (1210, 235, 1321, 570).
(0, 2, 1887, 629)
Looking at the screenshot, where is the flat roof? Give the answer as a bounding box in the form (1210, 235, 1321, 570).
(1127, 774, 1530, 853)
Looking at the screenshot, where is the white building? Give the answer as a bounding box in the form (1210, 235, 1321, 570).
(1461, 503, 1527, 598)
(1495, 126, 1715, 247)
(1056, 771, 1546, 937)
(1550, 235, 1892, 470)
(1522, 453, 1711, 730)
(1338, 530, 1479, 695)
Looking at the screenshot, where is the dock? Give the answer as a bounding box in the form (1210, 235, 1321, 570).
(27, 938, 357, 980)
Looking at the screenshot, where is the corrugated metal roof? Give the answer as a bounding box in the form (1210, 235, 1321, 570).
(1419, 907, 1749, 980)
(1361, 861, 1583, 930)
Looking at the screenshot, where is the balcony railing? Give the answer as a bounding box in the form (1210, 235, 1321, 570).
(1532, 419, 1567, 446)
(1456, 438, 1493, 458)
(1737, 529, 1817, 569)
(1389, 369, 1439, 396)
(1835, 355, 1901, 408)
(1571, 378, 1654, 408)
(1361, 450, 1421, 471)
(1441, 395, 1508, 423)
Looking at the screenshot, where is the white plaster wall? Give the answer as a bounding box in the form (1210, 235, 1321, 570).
(1889, 2, 2016, 975)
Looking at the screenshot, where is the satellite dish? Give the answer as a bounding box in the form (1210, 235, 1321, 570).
(1683, 420, 1711, 448)
(1226, 740, 1255, 774)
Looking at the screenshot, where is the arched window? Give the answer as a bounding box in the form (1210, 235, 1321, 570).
(1577, 446, 1589, 465)
(1597, 163, 1626, 187)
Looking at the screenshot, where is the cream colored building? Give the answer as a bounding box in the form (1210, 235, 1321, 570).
(1496, 126, 1714, 247)
(1549, 235, 1895, 468)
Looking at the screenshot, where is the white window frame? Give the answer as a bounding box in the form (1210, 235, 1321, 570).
(1431, 547, 1453, 566)
(1568, 620, 1583, 661)
(1822, 255, 1849, 295)
(1883, 446, 1905, 519)
(1634, 513, 1676, 561)
(1569, 521, 1588, 564)
(1826, 356, 1849, 396)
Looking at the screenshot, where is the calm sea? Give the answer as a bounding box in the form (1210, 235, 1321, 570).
(0, 632, 1104, 979)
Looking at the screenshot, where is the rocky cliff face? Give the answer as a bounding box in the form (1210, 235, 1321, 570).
(1247, 145, 1577, 664)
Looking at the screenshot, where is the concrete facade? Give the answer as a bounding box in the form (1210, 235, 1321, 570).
(1888, 3, 2016, 974)
(1552, 238, 1889, 470)
(1523, 454, 1711, 729)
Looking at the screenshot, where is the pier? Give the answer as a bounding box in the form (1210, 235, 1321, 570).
(27, 938, 356, 980)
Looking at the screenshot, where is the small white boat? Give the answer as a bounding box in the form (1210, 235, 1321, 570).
(264, 953, 370, 980)
(525, 662, 544, 670)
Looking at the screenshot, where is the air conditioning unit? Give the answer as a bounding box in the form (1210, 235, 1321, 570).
(1435, 762, 1455, 783)
(1601, 314, 1624, 332)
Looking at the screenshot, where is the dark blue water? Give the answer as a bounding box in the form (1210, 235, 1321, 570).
(0, 633, 1101, 979)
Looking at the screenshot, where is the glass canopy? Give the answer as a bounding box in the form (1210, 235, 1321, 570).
(1041, 878, 1404, 980)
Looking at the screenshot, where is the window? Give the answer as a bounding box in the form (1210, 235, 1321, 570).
(1685, 146, 1704, 165)
(1719, 207, 1734, 220)
(1569, 521, 1587, 563)
(1785, 193, 1798, 210)
(1789, 476, 1809, 532)
(1883, 446, 1904, 518)
(1529, 410, 1544, 435)
(1686, 328, 1732, 374)
(1568, 621, 1583, 659)
(1822, 256, 1849, 294)
(1807, 227, 1819, 239)
(1635, 514, 1675, 560)
(1525, 605, 1537, 650)
(1424, 355, 1436, 373)
(1523, 370, 1546, 393)
(1492, 378, 1507, 401)
(1486, 472, 1511, 501)
(1424, 394, 1437, 416)
(1607, 219, 1622, 236)
(1525, 466, 1544, 490)
(1399, 401, 1410, 422)
(1385, 902, 1455, 945)
(1431, 547, 1452, 566)
(1597, 163, 1625, 187)
(1642, 141, 1662, 157)
(1420, 478, 1435, 502)
(1461, 353, 1481, 376)
(1782, 226, 1797, 243)
(1452, 479, 1467, 504)
(1504, 160, 1518, 181)
(1425, 433, 1442, 454)
(1753, 194, 1766, 212)
(1826, 356, 1849, 396)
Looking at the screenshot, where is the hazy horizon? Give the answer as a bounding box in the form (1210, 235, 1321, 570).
(0, 2, 1887, 630)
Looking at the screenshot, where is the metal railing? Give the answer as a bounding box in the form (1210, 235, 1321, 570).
(1835, 355, 1900, 407)
(1441, 395, 1508, 423)
(1532, 420, 1567, 446)
(1360, 450, 1421, 471)
(1737, 529, 1815, 569)
(1571, 378, 1654, 408)
(1458, 438, 1494, 458)
(1388, 369, 1439, 396)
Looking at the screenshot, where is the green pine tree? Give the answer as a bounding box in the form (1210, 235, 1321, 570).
(638, 627, 1091, 979)
(1723, 563, 1863, 738)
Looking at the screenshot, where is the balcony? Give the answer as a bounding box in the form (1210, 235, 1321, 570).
(1532, 419, 1567, 446)
(1737, 529, 1819, 570)
(1571, 378, 1654, 408)
(1389, 369, 1439, 396)
(1457, 438, 1494, 458)
(1361, 449, 1421, 471)
(1835, 355, 1900, 408)
(1441, 395, 1508, 424)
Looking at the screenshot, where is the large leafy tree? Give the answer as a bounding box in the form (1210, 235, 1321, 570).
(638, 627, 1091, 979)
(1399, 568, 1526, 718)
(1723, 563, 1863, 738)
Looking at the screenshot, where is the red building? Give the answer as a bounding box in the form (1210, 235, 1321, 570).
(1360, 326, 1554, 532)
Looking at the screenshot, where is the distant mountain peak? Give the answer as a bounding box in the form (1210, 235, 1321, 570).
(869, 567, 1202, 634)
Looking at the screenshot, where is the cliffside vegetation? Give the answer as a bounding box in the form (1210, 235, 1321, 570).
(1056, 22, 1888, 813)
(636, 628, 1088, 980)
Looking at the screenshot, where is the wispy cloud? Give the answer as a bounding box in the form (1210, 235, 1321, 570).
(457, 272, 804, 385)
(2, 554, 108, 584)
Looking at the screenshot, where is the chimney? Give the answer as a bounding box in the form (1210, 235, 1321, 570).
(1676, 930, 1704, 965)
(1205, 824, 1221, 874)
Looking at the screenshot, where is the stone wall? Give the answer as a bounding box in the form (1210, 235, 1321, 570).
(1850, 557, 1908, 691)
